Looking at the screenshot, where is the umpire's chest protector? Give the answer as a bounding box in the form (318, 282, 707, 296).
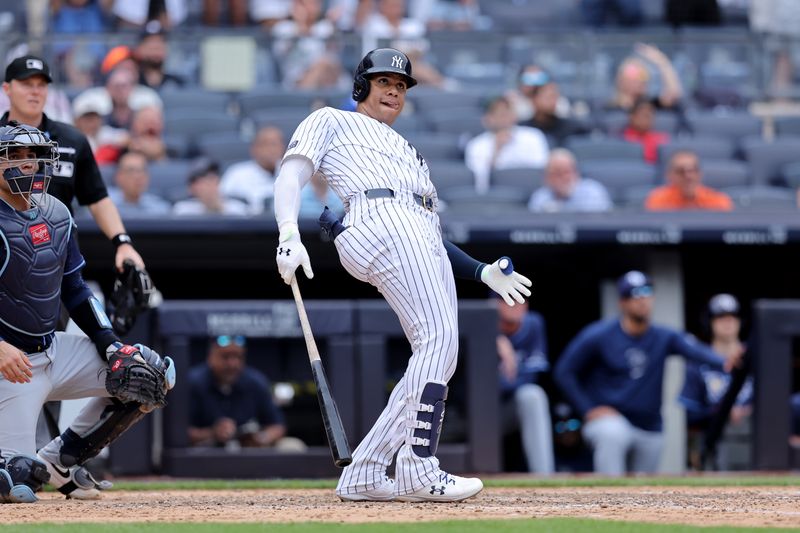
(0, 196, 71, 336)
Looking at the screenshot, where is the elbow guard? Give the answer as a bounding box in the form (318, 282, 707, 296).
(70, 296, 120, 360)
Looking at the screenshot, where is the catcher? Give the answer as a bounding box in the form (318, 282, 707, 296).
(0, 123, 175, 503)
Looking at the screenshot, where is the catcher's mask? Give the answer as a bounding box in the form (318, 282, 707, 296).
(0, 122, 58, 206)
(108, 260, 162, 335)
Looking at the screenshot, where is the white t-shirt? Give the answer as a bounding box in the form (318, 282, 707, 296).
(220, 160, 275, 213)
(464, 126, 549, 194)
(172, 198, 249, 216)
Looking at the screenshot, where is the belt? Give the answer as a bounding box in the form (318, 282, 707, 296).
(364, 188, 435, 211)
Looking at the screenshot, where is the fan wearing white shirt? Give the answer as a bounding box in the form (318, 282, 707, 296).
(219, 126, 285, 214)
(464, 95, 549, 194)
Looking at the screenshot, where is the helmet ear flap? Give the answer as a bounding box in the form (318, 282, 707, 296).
(352, 73, 369, 102)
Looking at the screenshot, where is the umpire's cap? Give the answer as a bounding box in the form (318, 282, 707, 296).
(352, 48, 417, 101)
(617, 270, 653, 299)
(5, 55, 52, 83)
(708, 293, 739, 318)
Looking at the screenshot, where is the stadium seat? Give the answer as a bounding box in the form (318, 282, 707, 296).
(490, 167, 544, 197)
(781, 161, 800, 189)
(686, 112, 762, 144)
(620, 184, 654, 210)
(165, 111, 240, 140)
(409, 88, 483, 115)
(427, 108, 485, 137)
(697, 159, 751, 189)
(147, 160, 194, 203)
(657, 136, 735, 165)
(566, 136, 644, 161)
(195, 131, 251, 167)
(741, 136, 800, 186)
(160, 89, 232, 114)
(723, 185, 796, 210)
(580, 159, 657, 203)
(99, 164, 117, 188)
(405, 133, 463, 161)
(426, 160, 475, 191)
(250, 109, 309, 141)
(774, 117, 800, 137)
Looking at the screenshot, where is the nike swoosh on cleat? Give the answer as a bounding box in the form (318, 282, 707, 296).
(51, 463, 71, 479)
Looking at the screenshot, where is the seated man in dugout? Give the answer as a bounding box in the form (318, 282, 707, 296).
(188, 335, 306, 452)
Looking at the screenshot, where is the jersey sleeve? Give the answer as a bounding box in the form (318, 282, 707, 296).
(73, 133, 109, 206)
(669, 331, 726, 370)
(282, 107, 336, 172)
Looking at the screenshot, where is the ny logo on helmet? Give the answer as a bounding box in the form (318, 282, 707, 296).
(392, 55, 404, 69)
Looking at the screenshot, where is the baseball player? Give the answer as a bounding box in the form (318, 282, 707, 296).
(0, 123, 174, 503)
(274, 48, 532, 502)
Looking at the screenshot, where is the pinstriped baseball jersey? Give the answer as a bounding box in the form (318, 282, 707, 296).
(283, 106, 436, 208)
(285, 106, 460, 496)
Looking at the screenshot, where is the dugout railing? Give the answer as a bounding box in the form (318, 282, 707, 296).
(148, 299, 499, 478)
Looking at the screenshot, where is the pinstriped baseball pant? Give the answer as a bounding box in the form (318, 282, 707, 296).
(334, 194, 458, 496)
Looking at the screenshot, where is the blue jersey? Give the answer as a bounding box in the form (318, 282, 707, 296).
(679, 361, 753, 425)
(500, 311, 549, 395)
(554, 319, 725, 431)
(189, 365, 285, 430)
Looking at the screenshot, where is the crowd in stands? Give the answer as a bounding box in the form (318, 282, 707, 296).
(1, 0, 797, 220)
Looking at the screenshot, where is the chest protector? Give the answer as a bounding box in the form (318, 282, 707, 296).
(0, 195, 72, 336)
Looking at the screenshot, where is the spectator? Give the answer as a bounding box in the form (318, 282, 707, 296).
(250, 0, 292, 28)
(51, 0, 111, 33)
(300, 172, 345, 219)
(465, 95, 550, 194)
(202, 0, 250, 26)
(665, 0, 721, 28)
(173, 157, 250, 216)
(410, 0, 487, 31)
(188, 335, 306, 451)
(495, 294, 555, 474)
(750, 0, 800, 99)
(581, 0, 643, 27)
(608, 43, 683, 112)
(132, 21, 185, 91)
(71, 89, 129, 164)
(107, 151, 171, 217)
(361, 0, 426, 54)
(220, 126, 284, 213)
(680, 293, 752, 470)
(553, 271, 737, 475)
(528, 148, 612, 212)
(128, 105, 168, 162)
(112, 0, 188, 29)
(272, 0, 347, 90)
(517, 69, 589, 147)
(621, 97, 670, 164)
(645, 150, 733, 211)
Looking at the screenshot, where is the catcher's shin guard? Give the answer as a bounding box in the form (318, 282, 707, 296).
(410, 381, 448, 458)
(56, 400, 146, 467)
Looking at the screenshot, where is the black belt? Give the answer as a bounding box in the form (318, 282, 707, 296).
(364, 188, 435, 211)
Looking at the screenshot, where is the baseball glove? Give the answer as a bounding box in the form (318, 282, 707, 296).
(108, 260, 162, 336)
(105, 343, 168, 408)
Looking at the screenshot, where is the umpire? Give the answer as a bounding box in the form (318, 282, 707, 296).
(1, 55, 147, 452)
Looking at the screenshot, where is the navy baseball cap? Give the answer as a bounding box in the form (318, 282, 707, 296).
(617, 271, 653, 299)
(708, 293, 739, 318)
(5, 55, 52, 83)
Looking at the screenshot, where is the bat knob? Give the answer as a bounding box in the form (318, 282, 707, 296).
(499, 256, 514, 275)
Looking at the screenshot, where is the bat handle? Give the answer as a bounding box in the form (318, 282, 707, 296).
(290, 277, 321, 363)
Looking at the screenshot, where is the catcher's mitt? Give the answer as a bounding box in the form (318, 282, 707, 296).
(108, 260, 162, 336)
(105, 343, 169, 408)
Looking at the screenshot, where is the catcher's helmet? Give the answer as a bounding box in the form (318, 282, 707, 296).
(352, 48, 417, 102)
(0, 122, 57, 205)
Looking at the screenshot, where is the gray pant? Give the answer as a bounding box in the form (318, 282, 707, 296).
(514, 384, 555, 475)
(0, 333, 113, 460)
(582, 413, 664, 476)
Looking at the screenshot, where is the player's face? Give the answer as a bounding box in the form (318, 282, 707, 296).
(208, 346, 245, 386)
(1, 147, 39, 175)
(620, 295, 653, 323)
(360, 73, 407, 125)
(3, 76, 49, 118)
(711, 314, 740, 340)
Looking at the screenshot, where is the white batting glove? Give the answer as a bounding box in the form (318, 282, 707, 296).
(481, 256, 532, 306)
(276, 223, 314, 285)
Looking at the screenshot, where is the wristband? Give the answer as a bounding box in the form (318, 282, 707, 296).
(112, 233, 133, 248)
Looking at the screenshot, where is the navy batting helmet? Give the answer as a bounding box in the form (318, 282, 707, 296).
(352, 48, 417, 102)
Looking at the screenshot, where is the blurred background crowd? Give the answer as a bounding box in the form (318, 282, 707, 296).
(4, 0, 800, 219)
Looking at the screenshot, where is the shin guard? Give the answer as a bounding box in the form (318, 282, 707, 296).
(410, 381, 448, 458)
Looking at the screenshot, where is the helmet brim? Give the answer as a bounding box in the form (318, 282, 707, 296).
(363, 67, 417, 89)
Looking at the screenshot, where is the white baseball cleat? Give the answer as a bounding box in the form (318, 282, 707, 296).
(36, 452, 110, 500)
(338, 476, 396, 502)
(396, 471, 483, 503)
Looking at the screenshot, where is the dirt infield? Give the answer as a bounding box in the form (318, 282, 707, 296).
(6, 486, 800, 528)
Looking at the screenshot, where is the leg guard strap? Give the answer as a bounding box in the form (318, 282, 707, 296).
(59, 400, 146, 467)
(411, 381, 448, 458)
